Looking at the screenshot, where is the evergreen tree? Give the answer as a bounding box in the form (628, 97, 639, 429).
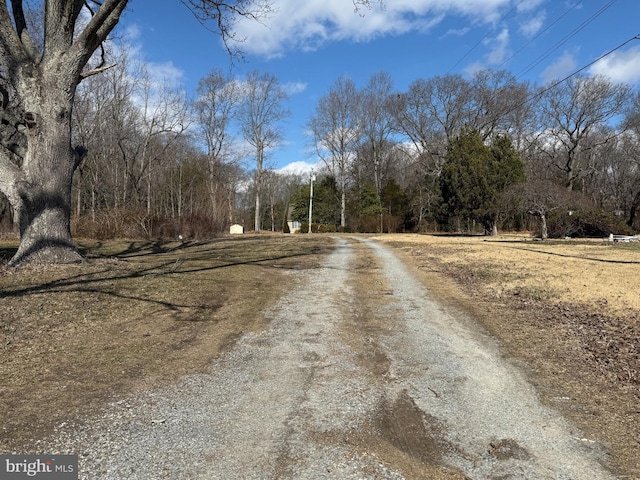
(440, 128, 524, 235)
(290, 176, 340, 226)
(381, 179, 410, 232)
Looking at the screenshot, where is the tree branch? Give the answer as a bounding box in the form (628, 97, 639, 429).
(180, 0, 274, 57)
(80, 62, 117, 80)
(0, 1, 27, 63)
(10, 0, 39, 60)
(69, 0, 129, 76)
(43, 0, 86, 53)
(353, 0, 384, 14)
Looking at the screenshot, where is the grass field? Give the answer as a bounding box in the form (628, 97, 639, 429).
(377, 233, 640, 312)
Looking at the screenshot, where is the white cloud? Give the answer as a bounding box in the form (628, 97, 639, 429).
(232, 0, 512, 58)
(111, 24, 185, 89)
(541, 50, 577, 84)
(146, 61, 185, 88)
(516, 0, 546, 13)
(588, 45, 640, 85)
(485, 28, 510, 65)
(276, 160, 321, 176)
(283, 81, 308, 95)
(461, 27, 509, 75)
(442, 26, 471, 38)
(112, 23, 143, 60)
(463, 61, 485, 77)
(519, 11, 545, 38)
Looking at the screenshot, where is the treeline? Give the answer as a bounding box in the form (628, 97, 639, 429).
(2, 49, 638, 239)
(298, 70, 640, 238)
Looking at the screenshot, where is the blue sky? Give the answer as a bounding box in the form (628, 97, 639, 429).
(119, 0, 640, 172)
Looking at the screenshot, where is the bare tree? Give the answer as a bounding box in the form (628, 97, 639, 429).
(359, 71, 395, 198)
(80, 49, 140, 213)
(260, 169, 296, 231)
(73, 48, 151, 230)
(73, 63, 112, 220)
(238, 70, 289, 232)
(467, 70, 530, 140)
(195, 70, 239, 159)
(388, 78, 451, 228)
(309, 76, 360, 228)
(389, 79, 443, 159)
(76, 58, 190, 221)
(418, 74, 472, 144)
(506, 180, 574, 239)
(194, 69, 242, 228)
(134, 64, 191, 215)
(538, 75, 630, 191)
(0, 0, 271, 265)
(598, 100, 640, 227)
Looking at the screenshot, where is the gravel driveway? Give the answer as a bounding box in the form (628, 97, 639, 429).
(43, 237, 615, 479)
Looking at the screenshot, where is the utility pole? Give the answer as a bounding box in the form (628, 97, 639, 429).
(308, 172, 316, 234)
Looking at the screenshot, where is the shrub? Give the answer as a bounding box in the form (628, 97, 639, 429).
(547, 209, 635, 238)
(381, 213, 403, 233)
(358, 214, 381, 233)
(317, 223, 336, 233)
(72, 210, 227, 240)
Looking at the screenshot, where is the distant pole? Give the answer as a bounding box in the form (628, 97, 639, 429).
(308, 172, 316, 234)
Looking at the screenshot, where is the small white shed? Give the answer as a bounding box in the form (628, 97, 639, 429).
(230, 224, 244, 235)
(287, 221, 301, 234)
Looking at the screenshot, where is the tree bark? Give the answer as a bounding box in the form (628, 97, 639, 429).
(528, 210, 549, 240)
(0, 0, 128, 265)
(540, 213, 548, 240)
(341, 187, 346, 228)
(254, 164, 262, 232)
(9, 79, 83, 265)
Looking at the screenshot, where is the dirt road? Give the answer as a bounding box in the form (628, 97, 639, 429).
(45, 237, 616, 479)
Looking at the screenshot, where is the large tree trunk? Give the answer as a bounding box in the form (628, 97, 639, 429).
(9, 76, 82, 266)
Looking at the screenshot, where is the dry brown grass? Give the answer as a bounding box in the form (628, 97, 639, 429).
(374, 233, 640, 478)
(373, 233, 640, 314)
(0, 235, 334, 452)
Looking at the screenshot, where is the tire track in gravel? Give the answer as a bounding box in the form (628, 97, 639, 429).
(43, 237, 617, 479)
(357, 237, 616, 480)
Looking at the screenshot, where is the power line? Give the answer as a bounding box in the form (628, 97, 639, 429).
(497, 1, 583, 71)
(520, 34, 640, 110)
(446, 0, 528, 74)
(515, 0, 617, 80)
